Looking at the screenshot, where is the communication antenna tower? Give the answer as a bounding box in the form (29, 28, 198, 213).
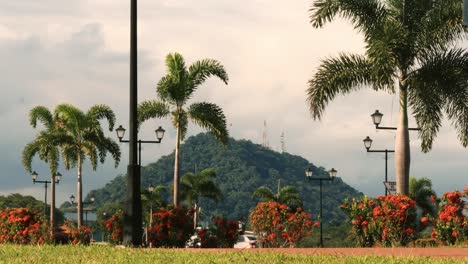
(262, 120, 270, 149)
(280, 131, 286, 153)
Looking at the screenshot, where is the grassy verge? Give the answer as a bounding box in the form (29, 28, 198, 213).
(0, 245, 465, 264)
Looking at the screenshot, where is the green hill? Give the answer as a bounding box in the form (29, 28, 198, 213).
(87, 133, 362, 224)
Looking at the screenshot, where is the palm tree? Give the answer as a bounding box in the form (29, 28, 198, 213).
(180, 168, 222, 228)
(22, 106, 62, 237)
(307, 1, 468, 195)
(54, 104, 121, 228)
(252, 185, 303, 208)
(138, 53, 229, 206)
(409, 177, 437, 218)
(141, 185, 167, 227)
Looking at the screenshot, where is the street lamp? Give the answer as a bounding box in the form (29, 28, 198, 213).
(116, 125, 165, 166)
(363, 136, 395, 195)
(32, 171, 61, 216)
(305, 167, 337, 248)
(370, 110, 420, 131)
(70, 194, 95, 226)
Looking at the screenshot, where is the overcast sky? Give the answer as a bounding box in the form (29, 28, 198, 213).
(0, 0, 466, 206)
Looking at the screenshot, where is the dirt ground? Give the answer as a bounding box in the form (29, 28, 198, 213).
(177, 247, 468, 258)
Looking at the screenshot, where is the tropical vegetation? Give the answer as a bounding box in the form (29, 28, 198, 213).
(180, 168, 222, 228)
(22, 106, 62, 234)
(307, 0, 468, 195)
(137, 53, 229, 206)
(252, 184, 303, 208)
(54, 103, 121, 228)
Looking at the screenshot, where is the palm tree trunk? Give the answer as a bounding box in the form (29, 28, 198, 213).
(50, 172, 56, 240)
(77, 156, 83, 228)
(173, 124, 181, 206)
(395, 82, 410, 195)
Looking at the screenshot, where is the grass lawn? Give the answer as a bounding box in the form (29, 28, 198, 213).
(0, 245, 466, 264)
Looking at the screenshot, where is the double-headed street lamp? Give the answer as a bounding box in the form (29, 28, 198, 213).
(363, 136, 395, 196)
(116, 125, 165, 166)
(371, 110, 420, 131)
(32, 171, 62, 216)
(70, 194, 95, 226)
(305, 167, 337, 248)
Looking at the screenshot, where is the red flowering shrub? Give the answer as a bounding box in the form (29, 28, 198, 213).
(198, 217, 240, 248)
(148, 206, 194, 248)
(249, 201, 314, 248)
(0, 208, 49, 244)
(104, 210, 123, 245)
(432, 190, 468, 245)
(64, 220, 91, 245)
(341, 195, 417, 247)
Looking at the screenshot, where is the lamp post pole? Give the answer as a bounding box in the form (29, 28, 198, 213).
(363, 136, 395, 196)
(305, 167, 337, 248)
(116, 124, 165, 246)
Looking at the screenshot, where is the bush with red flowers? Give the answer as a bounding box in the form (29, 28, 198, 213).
(432, 189, 468, 245)
(198, 217, 240, 248)
(249, 201, 314, 248)
(341, 194, 417, 247)
(0, 208, 49, 244)
(147, 206, 194, 248)
(64, 220, 91, 245)
(104, 210, 123, 245)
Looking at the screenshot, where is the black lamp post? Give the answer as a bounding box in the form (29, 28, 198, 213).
(305, 167, 337, 248)
(371, 110, 420, 131)
(116, 125, 165, 166)
(70, 194, 95, 226)
(363, 136, 395, 196)
(32, 171, 62, 216)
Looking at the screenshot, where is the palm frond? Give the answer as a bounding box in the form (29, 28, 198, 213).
(22, 141, 41, 173)
(99, 137, 121, 168)
(81, 142, 98, 170)
(54, 104, 86, 137)
(87, 104, 116, 131)
(188, 102, 228, 144)
(307, 53, 393, 120)
(137, 100, 171, 127)
(187, 59, 229, 97)
(29, 106, 54, 130)
(408, 48, 468, 151)
(310, 0, 388, 37)
(252, 186, 276, 202)
(61, 144, 78, 170)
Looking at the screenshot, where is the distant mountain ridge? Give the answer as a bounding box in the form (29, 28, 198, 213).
(87, 133, 363, 224)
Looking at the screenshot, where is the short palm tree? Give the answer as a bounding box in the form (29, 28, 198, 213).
(54, 104, 121, 228)
(138, 52, 229, 206)
(141, 185, 167, 226)
(22, 106, 62, 235)
(180, 168, 222, 228)
(252, 185, 303, 208)
(307, 1, 468, 195)
(409, 177, 437, 218)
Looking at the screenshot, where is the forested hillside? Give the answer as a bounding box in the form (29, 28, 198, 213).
(86, 133, 362, 224)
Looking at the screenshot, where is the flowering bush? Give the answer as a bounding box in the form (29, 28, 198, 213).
(341, 195, 417, 247)
(0, 208, 49, 244)
(432, 189, 468, 245)
(249, 201, 314, 248)
(198, 217, 240, 248)
(148, 206, 194, 248)
(64, 220, 91, 245)
(104, 210, 123, 245)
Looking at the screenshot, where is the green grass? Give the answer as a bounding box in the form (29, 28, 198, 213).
(0, 245, 465, 264)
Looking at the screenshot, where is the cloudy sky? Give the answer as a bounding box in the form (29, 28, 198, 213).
(0, 0, 466, 206)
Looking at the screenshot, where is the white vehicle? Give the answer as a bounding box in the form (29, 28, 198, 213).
(234, 232, 258, 248)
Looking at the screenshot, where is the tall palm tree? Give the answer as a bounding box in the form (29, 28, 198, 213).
(54, 104, 121, 228)
(252, 185, 303, 208)
(180, 168, 222, 228)
(22, 106, 62, 237)
(307, 1, 468, 195)
(409, 177, 437, 218)
(138, 53, 229, 206)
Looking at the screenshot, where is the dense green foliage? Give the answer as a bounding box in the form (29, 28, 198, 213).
(0, 193, 64, 225)
(88, 133, 362, 225)
(0, 245, 463, 264)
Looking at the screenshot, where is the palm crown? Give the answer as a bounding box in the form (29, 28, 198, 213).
(138, 53, 229, 206)
(252, 185, 303, 208)
(307, 0, 468, 194)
